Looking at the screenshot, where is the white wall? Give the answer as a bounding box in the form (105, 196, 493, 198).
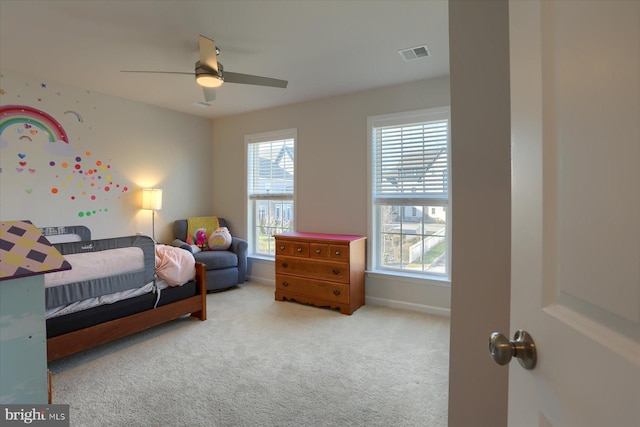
(210, 76, 452, 314)
(0, 70, 213, 243)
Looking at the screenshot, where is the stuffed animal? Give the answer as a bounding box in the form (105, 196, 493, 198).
(208, 226, 232, 250)
(194, 228, 208, 249)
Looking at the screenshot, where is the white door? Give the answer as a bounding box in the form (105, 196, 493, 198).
(508, 1, 640, 426)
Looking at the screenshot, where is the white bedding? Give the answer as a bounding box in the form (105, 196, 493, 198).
(44, 247, 144, 288)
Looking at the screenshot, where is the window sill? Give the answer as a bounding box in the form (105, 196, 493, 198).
(366, 269, 451, 287)
(248, 254, 275, 263)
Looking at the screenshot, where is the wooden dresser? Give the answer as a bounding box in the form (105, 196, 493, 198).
(274, 232, 366, 315)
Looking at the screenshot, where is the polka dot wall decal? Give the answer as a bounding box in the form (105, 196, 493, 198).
(3, 102, 131, 208)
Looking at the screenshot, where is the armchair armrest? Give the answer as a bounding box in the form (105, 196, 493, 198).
(229, 237, 248, 283)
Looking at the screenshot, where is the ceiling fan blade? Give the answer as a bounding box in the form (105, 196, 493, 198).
(199, 35, 219, 73)
(224, 71, 288, 88)
(203, 87, 216, 102)
(121, 70, 194, 76)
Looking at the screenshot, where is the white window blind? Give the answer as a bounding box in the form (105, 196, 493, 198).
(368, 107, 451, 277)
(247, 138, 295, 200)
(373, 119, 448, 205)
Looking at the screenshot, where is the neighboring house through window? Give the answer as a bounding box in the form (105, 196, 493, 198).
(368, 107, 450, 278)
(246, 129, 296, 257)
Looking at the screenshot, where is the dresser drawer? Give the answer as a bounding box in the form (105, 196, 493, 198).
(329, 244, 350, 261)
(309, 243, 329, 259)
(275, 241, 309, 257)
(309, 243, 350, 260)
(275, 257, 350, 283)
(276, 274, 349, 304)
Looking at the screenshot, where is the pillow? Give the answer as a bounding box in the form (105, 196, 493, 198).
(170, 239, 201, 254)
(208, 227, 232, 250)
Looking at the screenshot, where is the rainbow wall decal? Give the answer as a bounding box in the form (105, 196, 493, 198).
(0, 105, 69, 143)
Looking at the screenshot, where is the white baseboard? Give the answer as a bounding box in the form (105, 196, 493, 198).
(246, 274, 450, 317)
(365, 296, 451, 317)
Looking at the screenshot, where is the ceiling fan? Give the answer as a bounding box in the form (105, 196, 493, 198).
(121, 35, 288, 105)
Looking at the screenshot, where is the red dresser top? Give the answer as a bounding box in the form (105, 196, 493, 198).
(274, 231, 366, 242)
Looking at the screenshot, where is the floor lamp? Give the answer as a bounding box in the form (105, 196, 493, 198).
(141, 188, 162, 241)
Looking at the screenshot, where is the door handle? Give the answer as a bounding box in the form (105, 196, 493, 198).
(489, 330, 537, 370)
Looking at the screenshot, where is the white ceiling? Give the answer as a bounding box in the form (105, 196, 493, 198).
(0, 0, 449, 119)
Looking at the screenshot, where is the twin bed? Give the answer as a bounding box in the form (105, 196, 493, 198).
(41, 226, 206, 361)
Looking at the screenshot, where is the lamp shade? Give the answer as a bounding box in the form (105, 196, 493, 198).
(141, 188, 163, 210)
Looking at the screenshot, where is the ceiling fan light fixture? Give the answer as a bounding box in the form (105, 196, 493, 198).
(196, 73, 223, 88)
(195, 60, 224, 87)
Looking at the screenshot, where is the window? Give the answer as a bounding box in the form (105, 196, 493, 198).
(246, 129, 296, 257)
(368, 107, 450, 277)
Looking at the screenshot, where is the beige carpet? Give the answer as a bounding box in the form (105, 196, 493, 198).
(48, 282, 450, 426)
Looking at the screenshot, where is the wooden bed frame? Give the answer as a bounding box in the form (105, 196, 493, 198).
(47, 262, 207, 361)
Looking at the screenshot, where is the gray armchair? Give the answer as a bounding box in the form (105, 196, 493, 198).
(172, 218, 247, 292)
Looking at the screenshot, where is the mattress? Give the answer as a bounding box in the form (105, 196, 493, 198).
(46, 279, 159, 319)
(46, 280, 199, 339)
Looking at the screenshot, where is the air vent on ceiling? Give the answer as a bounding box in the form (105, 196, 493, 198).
(398, 45, 431, 61)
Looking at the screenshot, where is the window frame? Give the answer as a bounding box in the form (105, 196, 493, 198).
(245, 128, 297, 258)
(367, 107, 451, 279)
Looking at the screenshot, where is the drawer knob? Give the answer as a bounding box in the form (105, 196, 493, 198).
(282, 282, 289, 287)
(280, 245, 285, 250)
(297, 247, 303, 252)
(333, 290, 341, 296)
(335, 251, 341, 255)
(332, 269, 340, 275)
(315, 249, 321, 253)
(282, 262, 288, 268)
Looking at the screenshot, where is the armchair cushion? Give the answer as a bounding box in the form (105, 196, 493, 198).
(194, 250, 237, 270)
